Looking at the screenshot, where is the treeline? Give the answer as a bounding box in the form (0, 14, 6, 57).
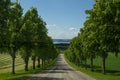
(0, 0, 58, 74)
(65, 0, 120, 74)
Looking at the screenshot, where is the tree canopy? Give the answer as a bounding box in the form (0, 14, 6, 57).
(0, 0, 58, 74)
(65, 0, 120, 74)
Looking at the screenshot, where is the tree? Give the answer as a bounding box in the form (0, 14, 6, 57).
(84, 0, 120, 74)
(0, 0, 11, 54)
(20, 8, 36, 71)
(91, 0, 120, 74)
(32, 19, 47, 69)
(8, 1, 23, 74)
(0, 0, 23, 74)
(32, 15, 48, 69)
(65, 0, 120, 74)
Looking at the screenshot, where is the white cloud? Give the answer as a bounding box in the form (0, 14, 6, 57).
(69, 27, 77, 31)
(47, 25, 79, 39)
(48, 29, 79, 39)
(46, 24, 56, 28)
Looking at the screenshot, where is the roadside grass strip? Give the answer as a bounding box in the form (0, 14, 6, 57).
(64, 53, 120, 80)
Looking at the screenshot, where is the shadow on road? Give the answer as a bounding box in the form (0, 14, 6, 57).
(7, 76, 64, 80)
(7, 54, 96, 80)
(28, 77, 64, 80)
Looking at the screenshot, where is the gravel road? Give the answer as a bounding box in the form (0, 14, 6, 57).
(25, 54, 96, 80)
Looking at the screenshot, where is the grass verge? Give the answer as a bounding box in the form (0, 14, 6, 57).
(64, 54, 120, 80)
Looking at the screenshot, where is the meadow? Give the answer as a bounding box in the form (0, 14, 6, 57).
(0, 53, 57, 80)
(0, 52, 120, 80)
(65, 53, 120, 80)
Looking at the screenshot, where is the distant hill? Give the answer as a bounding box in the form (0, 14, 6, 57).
(53, 39, 71, 50)
(53, 39, 71, 44)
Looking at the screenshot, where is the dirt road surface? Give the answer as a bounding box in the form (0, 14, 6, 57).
(25, 54, 96, 80)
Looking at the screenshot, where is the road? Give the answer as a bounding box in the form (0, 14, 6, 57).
(25, 54, 96, 80)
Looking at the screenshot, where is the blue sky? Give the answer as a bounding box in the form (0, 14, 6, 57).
(12, 0, 94, 39)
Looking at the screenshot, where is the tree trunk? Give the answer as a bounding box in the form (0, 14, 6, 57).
(12, 57, 15, 74)
(102, 55, 106, 74)
(25, 57, 29, 71)
(32, 56, 36, 69)
(24, 49, 31, 71)
(84, 59, 87, 70)
(90, 56, 94, 71)
(42, 58, 44, 68)
(10, 48, 16, 74)
(37, 58, 40, 68)
(101, 51, 107, 75)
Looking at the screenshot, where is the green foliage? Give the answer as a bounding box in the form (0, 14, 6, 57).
(0, 0, 11, 51)
(65, 0, 120, 75)
(0, 0, 58, 74)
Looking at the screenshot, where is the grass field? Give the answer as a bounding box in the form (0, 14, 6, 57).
(0, 53, 32, 73)
(1, 53, 120, 80)
(65, 53, 120, 80)
(0, 53, 58, 80)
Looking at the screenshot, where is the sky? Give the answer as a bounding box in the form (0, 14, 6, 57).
(12, 0, 94, 39)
